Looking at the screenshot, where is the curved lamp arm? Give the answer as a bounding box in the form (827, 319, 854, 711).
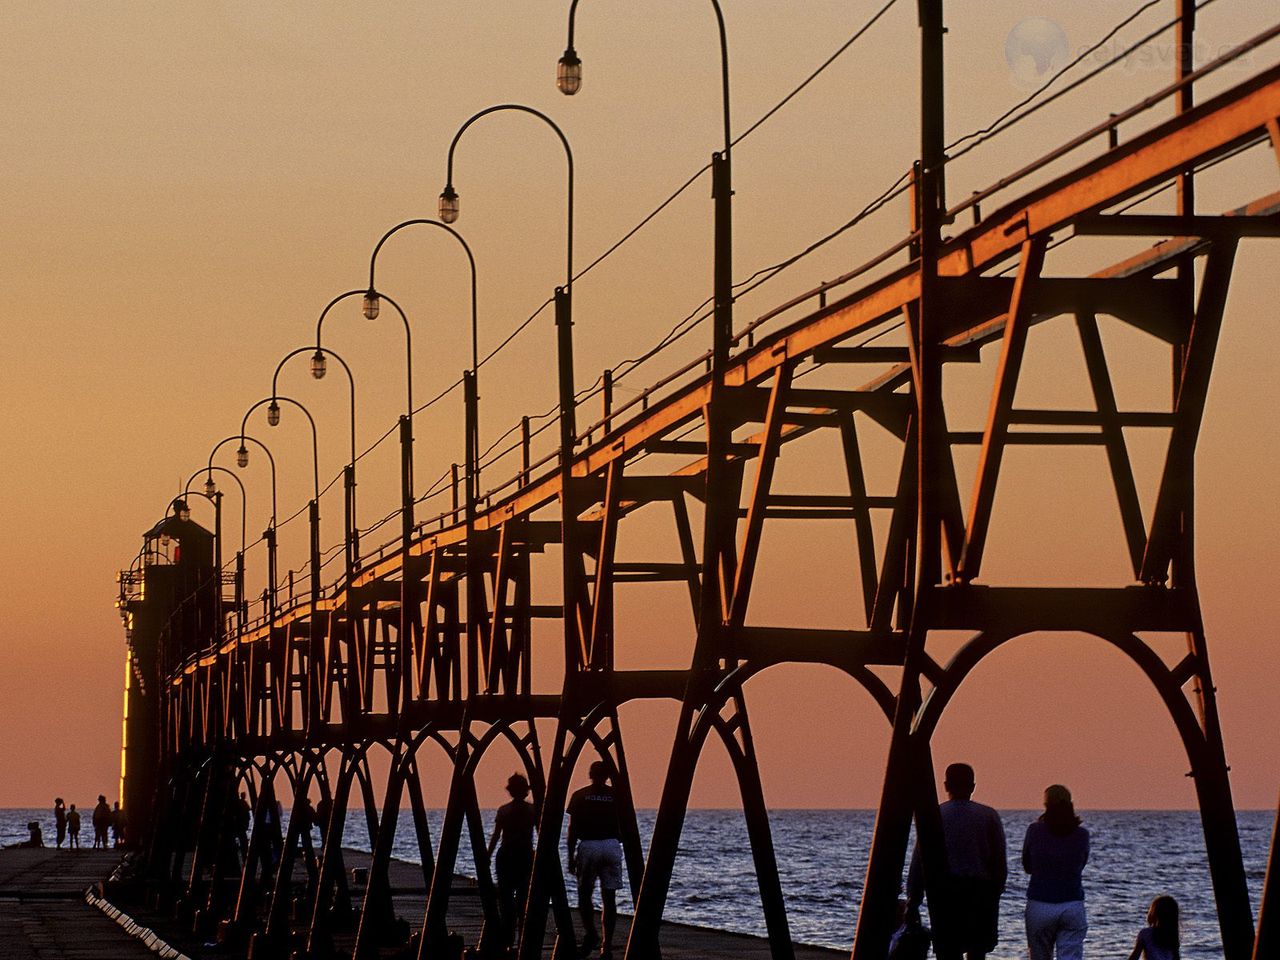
(441, 104, 574, 295)
(369, 219, 480, 373)
(208, 434, 277, 528)
(315, 288, 414, 418)
(563, 0, 731, 156)
(185, 465, 248, 556)
(241, 395, 320, 504)
(273, 345, 358, 467)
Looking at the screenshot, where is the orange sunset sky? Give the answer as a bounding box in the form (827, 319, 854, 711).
(0, 1, 1278, 815)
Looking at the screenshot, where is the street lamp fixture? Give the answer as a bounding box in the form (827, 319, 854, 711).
(266, 400, 281, 427)
(310, 349, 327, 380)
(438, 184, 460, 224)
(204, 476, 217, 497)
(557, 48, 582, 95)
(176, 500, 191, 522)
(236, 445, 249, 468)
(362, 290, 381, 320)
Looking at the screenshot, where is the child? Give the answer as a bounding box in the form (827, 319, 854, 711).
(67, 804, 81, 849)
(1127, 894, 1180, 960)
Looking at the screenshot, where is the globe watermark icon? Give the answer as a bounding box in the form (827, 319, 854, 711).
(1004, 15, 1252, 89)
(1005, 18, 1071, 87)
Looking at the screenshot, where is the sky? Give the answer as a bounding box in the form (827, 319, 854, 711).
(0, 0, 1278, 821)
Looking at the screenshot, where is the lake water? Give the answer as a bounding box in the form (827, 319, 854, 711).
(4, 807, 1271, 957)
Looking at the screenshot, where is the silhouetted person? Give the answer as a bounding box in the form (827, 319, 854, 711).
(236, 792, 252, 856)
(54, 798, 66, 849)
(907, 762, 1007, 960)
(315, 795, 331, 848)
(67, 804, 81, 849)
(111, 802, 124, 847)
(1127, 895, 1180, 960)
(12, 821, 44, 848)
(488, 773, 538, 948)
(1023, 784, 1089, 960)
(92, 795, 111, 849)
(567, 760, 623, 959)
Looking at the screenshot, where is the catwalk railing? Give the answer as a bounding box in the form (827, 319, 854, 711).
(119, 22, 1280, 960)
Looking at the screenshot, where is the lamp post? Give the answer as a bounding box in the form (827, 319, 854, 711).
(439, 103, 579, 672)
(273, 346, 360, 582)
(242, 394, 324, 731)
(315, 288, 417, 720)
(554, 8, 749, 958)
(186, 466, 248, 630)
(208, 434, 278, 625)
(439, 101, 580, 960)
(367, 218, 482, 692)
(314, 289, 416, 550)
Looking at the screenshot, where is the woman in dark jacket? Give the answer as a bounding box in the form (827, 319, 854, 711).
(1022, 784, 1089, 960)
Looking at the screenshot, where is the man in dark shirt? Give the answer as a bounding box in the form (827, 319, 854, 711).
(567, 761, 623, 958)
(907, 763, 1008, 960)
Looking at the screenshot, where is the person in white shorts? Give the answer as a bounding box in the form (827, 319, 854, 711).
(567, 760, 623, 958)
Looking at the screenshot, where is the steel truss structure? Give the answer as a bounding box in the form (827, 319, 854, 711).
(117, 18, 1280, 960)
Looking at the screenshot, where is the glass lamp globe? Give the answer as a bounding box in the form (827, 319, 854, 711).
(557, 50, 582, 95)
(439, 186, 460, 224)
(236, 446, 249, 468)
(203, 477, 217, 497)
(311, 350, 327, 379)
(267, 401, 281, 427)
(177, 503, 191, 522)
(362, 291, 381, 320)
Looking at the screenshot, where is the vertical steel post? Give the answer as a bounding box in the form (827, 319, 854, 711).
(521, 416, 531, 485)
(465, 371, 483, 701)
(234, 550, 245, 630)
(264, 525, 277, 626)
(1176, 0, 1196, 217)
(555, 285, 579, 667)
(344, 463, 358, 582)
(603, 367, 613, 435)
(308, 499, 322, 731)
(399, 415, 414, 712)
(213, 492, 224, 642)
(853, 3, 949, 957)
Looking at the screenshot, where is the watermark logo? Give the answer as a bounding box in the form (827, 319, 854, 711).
(1005, 17, 1071, 87)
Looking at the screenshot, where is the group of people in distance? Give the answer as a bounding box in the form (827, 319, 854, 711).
(900, 762, 1181, 960)
(57, 795, 123, 849)
(14, 796, 124, 849)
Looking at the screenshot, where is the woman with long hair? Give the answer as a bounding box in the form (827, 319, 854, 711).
(1022, 784, 1090, 959)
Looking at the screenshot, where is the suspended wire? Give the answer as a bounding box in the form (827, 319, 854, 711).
(945, 0, 1223, 166)
(199, 0, 1249, 594)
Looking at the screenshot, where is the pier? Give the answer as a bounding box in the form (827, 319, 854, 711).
(0, 846, 842, 960)
(103, 3, 1280, 959)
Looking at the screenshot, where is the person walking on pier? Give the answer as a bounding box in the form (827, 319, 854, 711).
(906, 762, 1007, 960)
(488, 772, 538, 948)
(111, 801, 124, 847)
(91, 795, 112, 849)
(235, 791, 252, 857)
(1022, 784, 1089, 960)
(53, 798, 66, 849)
(66, 804, 81, 849)
(567, 760, 623, 959)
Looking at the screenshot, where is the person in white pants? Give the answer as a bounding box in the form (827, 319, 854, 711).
(1021, 784, 1090, 960)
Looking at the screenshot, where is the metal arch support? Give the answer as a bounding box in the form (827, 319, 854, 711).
(907, 625, 1253, 958)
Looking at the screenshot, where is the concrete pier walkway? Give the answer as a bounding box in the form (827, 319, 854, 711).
(0, 845, 843, 959)
(0, 848, 156, 959)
